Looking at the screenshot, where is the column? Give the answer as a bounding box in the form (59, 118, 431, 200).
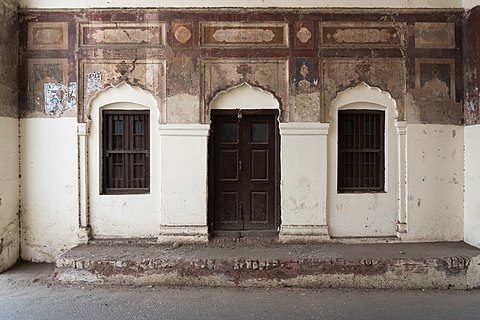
(77, 122, 90, 243)
(157, 124, 210, 243)
(278, 122, 330, 242)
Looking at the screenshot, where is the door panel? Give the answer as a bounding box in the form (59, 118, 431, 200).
(220, 150, 239, 180)
(250, 191, 268, 222)
(251, 150, 268, 180)
(219, 191, 239, 223)
(210, 110, 279, 232)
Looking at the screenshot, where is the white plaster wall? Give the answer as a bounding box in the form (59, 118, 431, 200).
(159, 125, 209, 227)
(211, 83, 279, 111)
(327, 84, 400, 238)
(464, 124, 480, 248)
(0, 117, 19, 272)
(280, 123, 328, 228)
(327, 111, 399, 238)
(406, 124, 464, 241)
(20, 118, 79, 262)
(463, 0, 480, 9)
(89, 101, 161, 238)
(19, 0, 464, 8)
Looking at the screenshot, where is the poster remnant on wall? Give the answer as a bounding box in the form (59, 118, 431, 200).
(87, 71, 103, 93)
(44, 82, 77, 117)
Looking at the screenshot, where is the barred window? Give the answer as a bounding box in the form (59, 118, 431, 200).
(338, 110, 385, 193)
(102, 110, 150, 194)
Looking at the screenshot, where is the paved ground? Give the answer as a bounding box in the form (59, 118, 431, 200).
(1, 262, 479, 320)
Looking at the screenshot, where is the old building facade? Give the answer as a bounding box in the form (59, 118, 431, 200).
(1, 0, 480, 270)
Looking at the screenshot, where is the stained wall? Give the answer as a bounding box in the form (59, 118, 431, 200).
(464, 6, 480, 248)
(19, 12, 80, 261)
(0, 0, 19, 272)
(18, 0, 466, 8)
(16, 6, 470, 261)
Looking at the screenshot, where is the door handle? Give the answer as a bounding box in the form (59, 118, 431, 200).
(239, 160, 243, 171)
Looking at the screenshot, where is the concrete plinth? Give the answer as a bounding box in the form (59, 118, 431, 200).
(54, 242, 480, 290)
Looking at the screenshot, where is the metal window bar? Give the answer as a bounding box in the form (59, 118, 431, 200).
(338, 110, 384, 193)
(102, 110, 150, 194)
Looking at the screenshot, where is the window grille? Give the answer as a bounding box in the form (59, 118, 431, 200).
(338, 110, 384, 193)
(102, 110, 150, 194)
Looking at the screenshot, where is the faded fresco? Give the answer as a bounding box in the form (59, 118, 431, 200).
(322, 58, 407, 122)
(201, 59, 288, 122)
(0, 0, 18, 118)
(28, 22, 69, 51)
(25, 59, 73, 118)
(18, 9, 464, 125)
(80, 59, 165, 122)
(464, 7, 480, 125)
(320, 22, 405, 47)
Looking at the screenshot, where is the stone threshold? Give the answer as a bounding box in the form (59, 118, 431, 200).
(54, 241, 480, 290)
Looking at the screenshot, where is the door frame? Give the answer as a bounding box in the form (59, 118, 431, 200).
(208, 109, 281, 236)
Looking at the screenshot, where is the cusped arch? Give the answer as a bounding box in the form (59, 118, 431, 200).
(86, 82, 159, 122)
(330, 82, 398, 119)
(209, 82, 281, 112)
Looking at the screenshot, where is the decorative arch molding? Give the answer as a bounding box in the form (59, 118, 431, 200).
(201, 58, 289, 124)
(327, 82, 408, 238)
(85, 82, 160, 126)
(330, 82, 398, 119)
(209, 82, 281, 113)
(80, 59, 166, 124)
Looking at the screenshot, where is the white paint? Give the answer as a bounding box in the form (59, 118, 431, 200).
(19, 0, 466, 8)
(463, 0, 480, 9)
(20, 118, 79, 262)
(0, 117, 19, 272)
(327, 83, 401, 237)
(210, 83, 280, 111)
(158, 125, 209, 227)
(88, 84, 160, 238)
(77, 123, 89, 242)
(279, 123, 330, 241)
(405, 124, 464, 241)
(464, 124, 480, 248)
(158, 226, 208, 243)
(395, 121, 408, 236)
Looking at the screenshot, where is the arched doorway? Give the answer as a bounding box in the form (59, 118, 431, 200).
(208, 83, 281, 236)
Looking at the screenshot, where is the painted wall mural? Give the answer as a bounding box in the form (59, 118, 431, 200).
(25, 59, 73, 118)
(79, 22, 165, 47)
(200, 22, 288, 47)
(27, 22, 69, 51)
(80, 59, 165, 122)
(414, 22, 455, 49)
(320, 22, 405, 47)
(416, 58, 455, 98)
(18, 9, 464, 124)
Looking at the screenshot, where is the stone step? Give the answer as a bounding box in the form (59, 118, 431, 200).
(54, 242, 480, 289)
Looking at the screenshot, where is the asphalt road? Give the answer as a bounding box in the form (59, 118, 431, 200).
(0, 263, 479, 320)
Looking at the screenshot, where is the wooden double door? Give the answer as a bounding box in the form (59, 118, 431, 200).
(209, 110, 280, 233)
